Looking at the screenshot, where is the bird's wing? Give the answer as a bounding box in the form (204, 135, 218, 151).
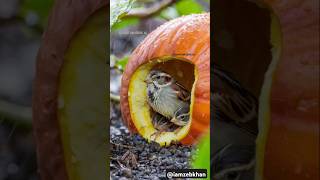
(212, 92, 257, 124)
(212, 64, 258, 135)
(212, 93, 258, 136)
(172, 81, 191, 102)
(212, 64, 258, 122)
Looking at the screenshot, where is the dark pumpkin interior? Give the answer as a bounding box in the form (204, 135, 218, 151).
(212, 0, 276, 178)
(152, 59, 195, 91)
(213, 0, 272, 97)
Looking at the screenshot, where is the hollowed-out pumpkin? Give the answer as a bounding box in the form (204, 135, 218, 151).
(256, 0, 319, 179)
(120, 13, 210, 146)
(33, 0, 107, 179)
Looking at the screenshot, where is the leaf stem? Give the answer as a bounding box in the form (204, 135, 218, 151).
(0, 99, 32, 127)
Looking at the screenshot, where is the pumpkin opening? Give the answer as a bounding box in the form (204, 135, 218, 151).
(128, 57, 196, 146)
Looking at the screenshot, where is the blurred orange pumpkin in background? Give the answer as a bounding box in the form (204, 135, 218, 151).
(255, 0, 319, 179)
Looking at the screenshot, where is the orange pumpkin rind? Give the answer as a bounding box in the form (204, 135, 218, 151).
(120, 13, 210, 146)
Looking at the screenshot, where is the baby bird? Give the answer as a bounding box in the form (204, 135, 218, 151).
(145, 70, 191, 129)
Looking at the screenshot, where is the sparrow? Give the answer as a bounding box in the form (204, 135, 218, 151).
(145, 70, 191, 130)
(212, 64, 258, 135)
(211, 64, 258, 179)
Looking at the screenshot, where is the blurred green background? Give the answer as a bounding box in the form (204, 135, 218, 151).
(0, 0, 52, 179)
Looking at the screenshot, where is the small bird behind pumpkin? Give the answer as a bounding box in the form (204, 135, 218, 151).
(211, 64, 258, 180)
(212, 64, 258, 135)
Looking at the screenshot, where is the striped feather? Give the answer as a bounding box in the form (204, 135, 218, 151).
(212, 64, 258, 135)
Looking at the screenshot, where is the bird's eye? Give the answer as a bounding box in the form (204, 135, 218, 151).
(156, 76, 160, 79)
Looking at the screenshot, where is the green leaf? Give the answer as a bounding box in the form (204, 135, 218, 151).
(111, 17, 139, 31)
(175, 0, 204, 16)
(192, 132, 210, 179)
(110, 0, 135, 30)
(116, 56, 129, 70)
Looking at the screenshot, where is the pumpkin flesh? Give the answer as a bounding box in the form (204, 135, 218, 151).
(58, 9, 107, 180)
(128, 58, 197, 146)
(33, 0, 108, 179)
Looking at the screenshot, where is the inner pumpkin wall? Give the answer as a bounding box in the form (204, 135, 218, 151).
(213, 0, 272, 97)
(152, 59, 195, 91)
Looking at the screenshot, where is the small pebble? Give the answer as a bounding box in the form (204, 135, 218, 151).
(121, 168, 132, 178)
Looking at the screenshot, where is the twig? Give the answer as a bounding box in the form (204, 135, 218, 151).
(0, 99, 32, 127)
(110, 66, 124, 73)
(125, 0, 178, 19)
(111, 141, 135, 149)
(110, 157, 118, 161)
(0, 16, 22, 26)
(0, 16, 43, 33)
(110, 93, 121, 102)
(117, 160, 126, 169)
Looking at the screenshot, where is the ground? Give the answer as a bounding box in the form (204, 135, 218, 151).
(110, 101, 194, 180)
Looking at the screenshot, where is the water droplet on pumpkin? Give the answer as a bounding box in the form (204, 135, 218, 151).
(296, 98, 318, 112)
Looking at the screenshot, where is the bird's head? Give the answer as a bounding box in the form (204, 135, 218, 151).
(145, 70, 173, 88)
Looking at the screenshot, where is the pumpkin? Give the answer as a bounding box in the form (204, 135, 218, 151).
(33, 0, 107, 179)
(256, 0, 319, 179)
(213, 0, 318, 179)
(120, 13, 210, 146)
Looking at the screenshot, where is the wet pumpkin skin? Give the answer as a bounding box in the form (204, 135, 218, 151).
(257, 0, 319, 179)
(120, 13, 210, 144)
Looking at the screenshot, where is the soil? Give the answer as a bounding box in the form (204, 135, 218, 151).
(110, 102, 195, 180)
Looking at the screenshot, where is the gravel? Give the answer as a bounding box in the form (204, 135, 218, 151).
(110, 101, 194, 180)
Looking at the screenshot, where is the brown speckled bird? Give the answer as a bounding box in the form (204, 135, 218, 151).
(212, 64, 258, 180)
(145, 70, 191, 130)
